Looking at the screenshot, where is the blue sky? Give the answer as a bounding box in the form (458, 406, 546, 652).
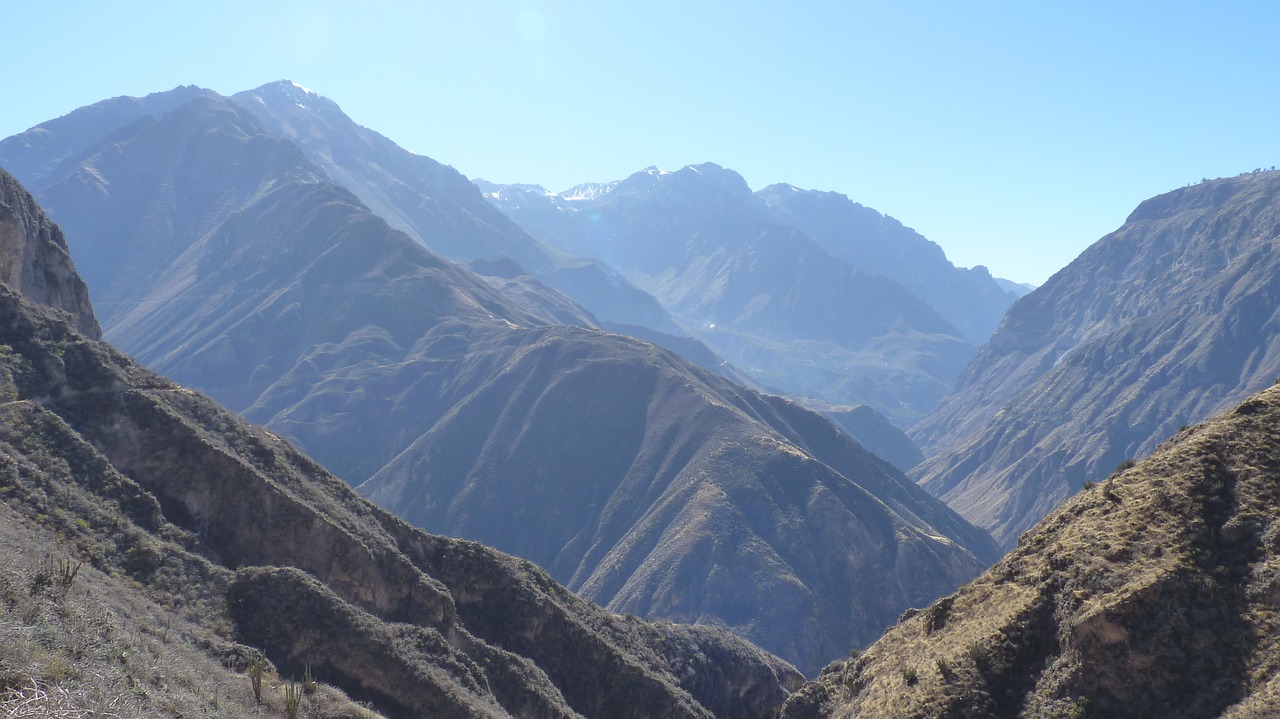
(4, 1, 1279, 284)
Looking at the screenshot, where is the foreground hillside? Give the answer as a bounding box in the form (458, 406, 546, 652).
(785, 381, 1280, 718)
(0, 89, 999, 675)
(0, 166, 801, 717)
(912, 171, 1280, 547)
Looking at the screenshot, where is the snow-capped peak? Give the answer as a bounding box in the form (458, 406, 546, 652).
(560, 181, 619, 201)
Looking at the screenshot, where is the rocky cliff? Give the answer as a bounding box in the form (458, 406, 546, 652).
(0, 168, 98, 339)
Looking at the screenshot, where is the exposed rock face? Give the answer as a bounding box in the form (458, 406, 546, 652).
(483, 167, 977, 424)
(0, 168, 99, 339)
(912, 172, 1280, 547)
(1, 89, 999, 675)
(757, 183, 1018, 343)
(0, 175, 802, 717)
(786, 382, 1280, 719)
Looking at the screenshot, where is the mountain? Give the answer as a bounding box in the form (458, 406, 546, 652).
(820, 404, 924, 472)
(911, 171, 1280, 548)
(483, 165, 978, 424)
(1, 90, 1000, 674)
(228, 81, 685, 338)
(756, 183, 1018, 343)
(0, 169, 99, 339)
(0, 166, 801, 718)
(993, 277, 1036, 297)
(783, 381, 1280, 718)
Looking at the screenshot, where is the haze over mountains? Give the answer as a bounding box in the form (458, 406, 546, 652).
(912, 171, 1280, 548)
(0, 83, 1001, 675)
(9, 73, 1280, 717)
(0, 165, 802, 718)
(481, 167, 1021, 425)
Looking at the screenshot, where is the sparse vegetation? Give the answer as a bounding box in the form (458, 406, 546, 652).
(783, 384, 1280, 719)
(246, 657, 266, 705)
(303, 664, 318, 695)
(283, 681, 303, 718)
(965, 642, 987, 665)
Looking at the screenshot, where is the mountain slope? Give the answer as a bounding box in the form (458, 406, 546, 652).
(0, 162, 800, 719)
(484, 166, 977, 423)
(229, 80, 685, 337)
(757, 183, 1017, 343)
(784, 381, 1280, 718)
(1, 91, 998, 674)
(912, 172, 1280, 548)
(0, 168, 99, 339)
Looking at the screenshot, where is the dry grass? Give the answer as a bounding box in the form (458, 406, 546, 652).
(0, 499, 383, 719)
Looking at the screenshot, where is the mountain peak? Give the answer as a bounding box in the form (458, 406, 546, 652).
(243, 79, 344, 116)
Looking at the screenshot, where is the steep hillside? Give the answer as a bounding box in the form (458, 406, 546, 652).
(357, 327, 999, 674)
(0, 84, 216, 184)
(0, 168, 99, 339)
(230, 81, 684, 336)
(820, 404, 924, 472)
(785, 381, 1280, 719)
(912, 172, 1280, 547)
(484, 166, 977, 424)
(757, 183, 1017, 343)
(1, 93, 999, 674)
(0, 164, 800, 719)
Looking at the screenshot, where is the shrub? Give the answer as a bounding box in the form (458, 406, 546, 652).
(247, 656, 266, 704)
(284, 681, 303, 718)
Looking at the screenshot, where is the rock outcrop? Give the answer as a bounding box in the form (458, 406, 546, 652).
(0, 168, 99, 338)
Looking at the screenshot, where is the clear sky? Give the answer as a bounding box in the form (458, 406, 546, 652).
(4, 1, 1279, 285)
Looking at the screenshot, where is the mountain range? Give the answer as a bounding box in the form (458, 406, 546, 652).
(0, 165, 801, 718)
(479, 166, 1019, 425)
(7, 75, 1280, 719)
(911, 171, 1280, 548)
(0, 84, 999, 674)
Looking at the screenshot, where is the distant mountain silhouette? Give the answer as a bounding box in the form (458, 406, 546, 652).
(483, 166, 978, 425)
(912, 171, 1280, 548)
(1, 88, 1000, 674)
(756, 183, 1018, 343)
